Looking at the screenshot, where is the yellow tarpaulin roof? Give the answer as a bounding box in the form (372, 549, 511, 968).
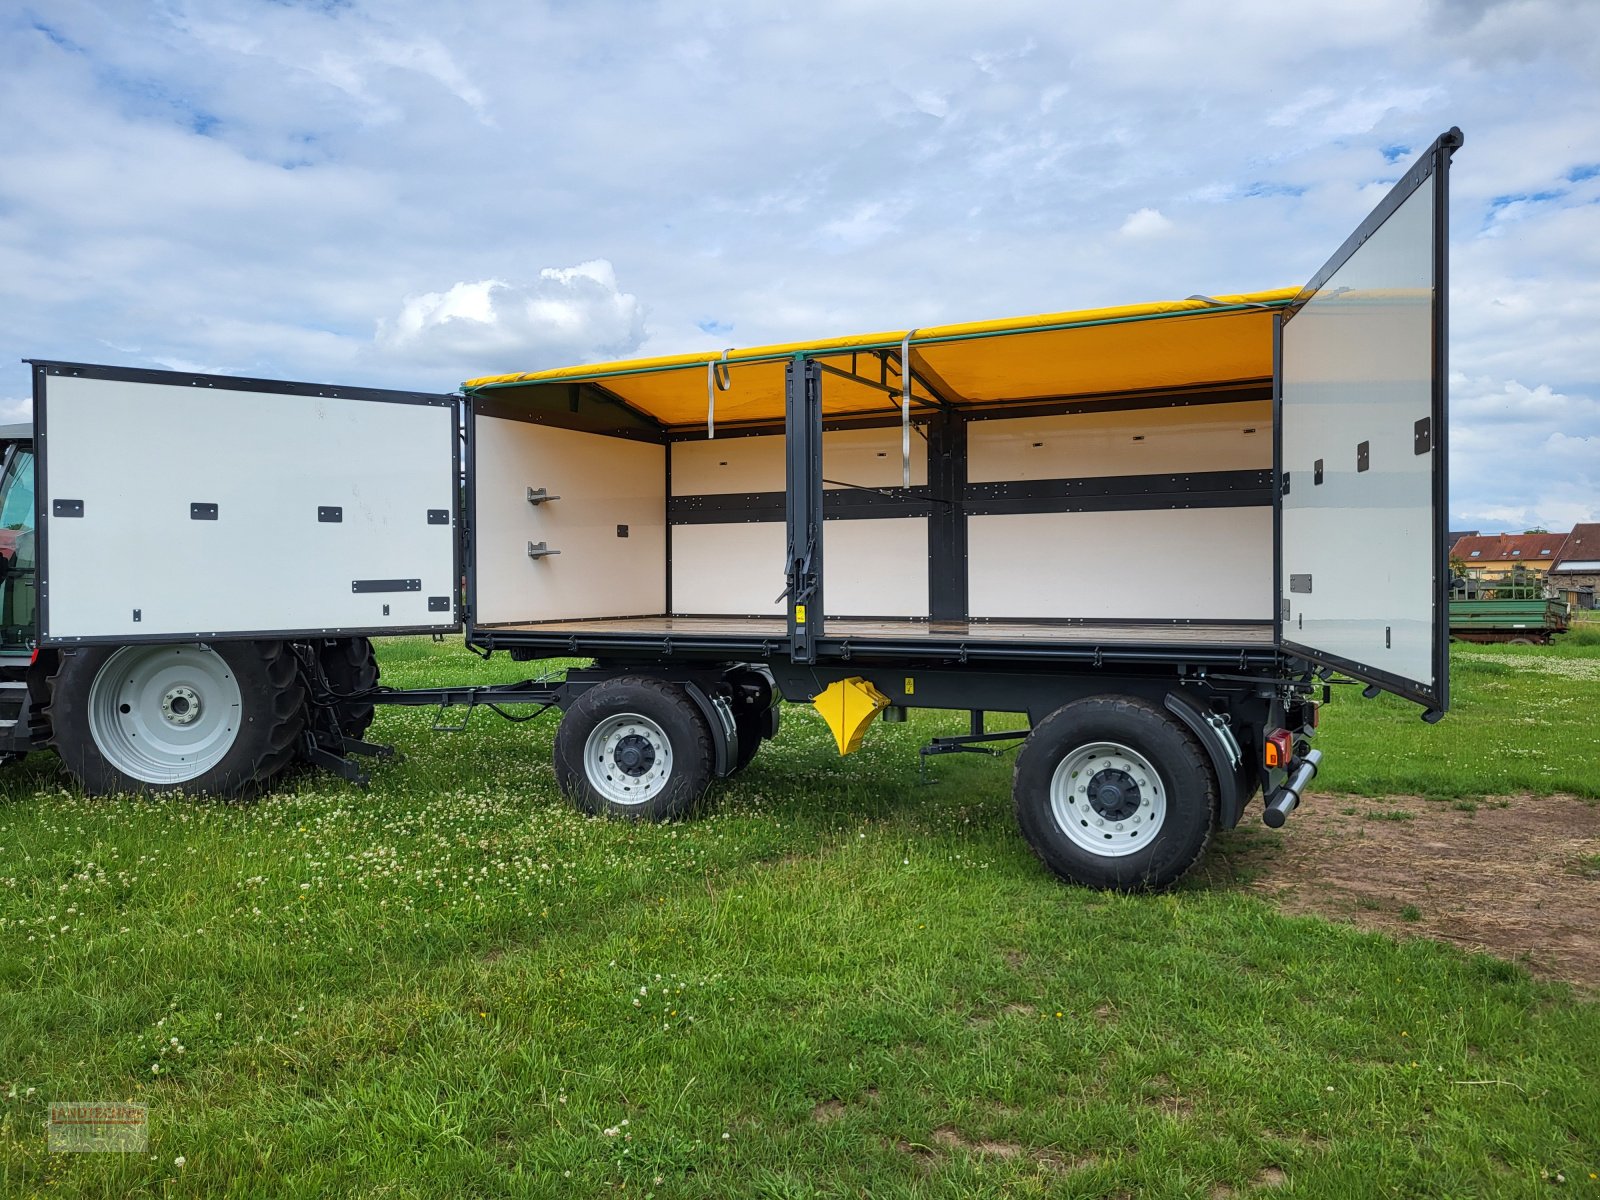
(462, 288, 1298, 429)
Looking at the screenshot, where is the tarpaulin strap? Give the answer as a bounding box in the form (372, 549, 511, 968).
(899, 329, 918, 488)
(1185, 294, 1275, 311)
(706, 349, 732, 439)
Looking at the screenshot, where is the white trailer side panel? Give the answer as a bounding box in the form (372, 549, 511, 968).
(473, 418, 666, 625)
(671, 427, 926, 496)
(670, 522, 786, 615)
(669, 517, 930, 618)
(1279, 160, 1446, 706)
(823, 517, 930, 617)
(967, 401, 1271, 482)
(39, 373, 456, 642)
(967, 508, 1272, 621)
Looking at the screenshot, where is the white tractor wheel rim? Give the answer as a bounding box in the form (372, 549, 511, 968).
(1049, 740, 1166, 858)
(584, 712, 674, 805)
(86, 644, 243, 784)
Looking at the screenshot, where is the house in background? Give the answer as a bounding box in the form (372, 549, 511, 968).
(1549, 523, 1600, 612)
(1449, 531, 1571, 579)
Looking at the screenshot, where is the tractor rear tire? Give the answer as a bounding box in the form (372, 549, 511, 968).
(48, 641, 305, 798)
(316, 637, 380, 740)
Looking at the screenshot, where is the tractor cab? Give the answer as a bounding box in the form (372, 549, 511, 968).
(0, 422, 36, 657)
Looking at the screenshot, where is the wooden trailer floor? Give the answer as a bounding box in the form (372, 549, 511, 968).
(485, 616, 1275, 646)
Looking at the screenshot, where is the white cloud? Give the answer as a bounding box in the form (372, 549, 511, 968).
(376, 260, 644, 376)
(1449, 376, 1600, 529)
(1119, 208, 1174, 238)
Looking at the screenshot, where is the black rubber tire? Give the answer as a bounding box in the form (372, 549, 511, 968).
(1012, 695, 1216, 892)
(726, 670, 778, 776)
(553, 677, 713, 821)
(316, 637, 380, 739)
(47, 641, 306, 799)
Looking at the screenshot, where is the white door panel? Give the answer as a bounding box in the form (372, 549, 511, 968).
(36, 367, 457, 643)
(1278, 129, 1460, 711)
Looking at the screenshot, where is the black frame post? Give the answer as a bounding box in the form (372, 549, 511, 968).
(927, 407, 968, 622)
(785, 357, 824, 663)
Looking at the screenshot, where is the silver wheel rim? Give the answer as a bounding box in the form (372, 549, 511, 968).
(584, 712, 674, 805)
(1049, 740, 1166, 857)
(86, 644, 242, 784)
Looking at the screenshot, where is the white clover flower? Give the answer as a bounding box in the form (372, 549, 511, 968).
(174, 1156, 185, 1168)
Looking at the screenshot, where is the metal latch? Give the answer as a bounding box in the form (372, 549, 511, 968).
(526, 487, 560, 505)
(527, 541, 561, 559)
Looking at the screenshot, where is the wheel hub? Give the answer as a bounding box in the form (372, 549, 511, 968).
(161, 685, 202, 726)
(85, 644, 243, 785)
(1087, 767, 1140, 821)
(584, 713, 675, 806)
(613, 734, 656, 776)
(1047, 740, 1168, 859)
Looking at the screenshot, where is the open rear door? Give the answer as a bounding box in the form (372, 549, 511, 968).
(31, 362, 459, 645)
(1277, 128, 1462, 716)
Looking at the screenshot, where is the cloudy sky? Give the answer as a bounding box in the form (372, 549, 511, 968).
(1, 0, 1595, 531)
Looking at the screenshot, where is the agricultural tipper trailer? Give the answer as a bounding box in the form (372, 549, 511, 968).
(0, 130, 1462, 890)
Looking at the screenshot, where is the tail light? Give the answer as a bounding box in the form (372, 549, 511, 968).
(1264, 728, 1293, 770)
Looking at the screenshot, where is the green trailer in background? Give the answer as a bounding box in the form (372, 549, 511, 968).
(1449, 572, 1570, 644)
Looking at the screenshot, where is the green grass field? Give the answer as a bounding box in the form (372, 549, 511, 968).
(1, 639, 1596, 1198)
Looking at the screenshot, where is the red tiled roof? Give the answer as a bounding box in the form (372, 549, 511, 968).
(1556, 523, 1600, 564)
(1450, 532, 1570, 562)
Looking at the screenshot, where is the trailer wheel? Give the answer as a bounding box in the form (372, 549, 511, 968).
(554, 677, 713, 821)
(316, 637, 380, 739)
(48, 641, 306, 798)
(1012, 695, 1215, 892)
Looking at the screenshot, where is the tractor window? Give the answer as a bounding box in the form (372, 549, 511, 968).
(0, 447, 36, 650)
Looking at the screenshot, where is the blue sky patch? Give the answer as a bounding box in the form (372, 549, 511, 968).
(1380, 143, 1410, 163)
(1568, 163, 1600, 183)
(697, 318, 734, 335)
(30, 19, 87, 55)
(1243, 181, 1305, 199)
(1489, 189, 1567, 210)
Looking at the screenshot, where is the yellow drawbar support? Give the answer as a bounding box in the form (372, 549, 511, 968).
(813, 677, 891, 756)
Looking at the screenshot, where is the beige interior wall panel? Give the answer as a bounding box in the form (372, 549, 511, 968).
(967, 401, 1271, 483)
(474, 418, 665, 624)
(670, 522, 788, 615)
(967, 508, 1272, 620)
(669, 517, 929, 617)
(671, 427, 926, 496)
(821, 426, 928, 489)
(824, 518, 929, 617)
